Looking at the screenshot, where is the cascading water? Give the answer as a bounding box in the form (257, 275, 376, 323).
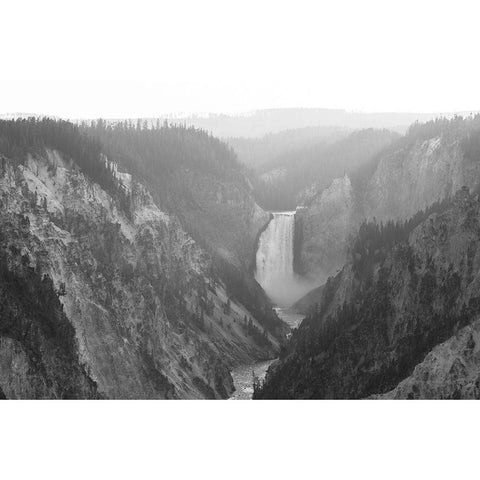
(231, 211, 309, 399)
(256, 211, 295, 286)
(255, 211, 310, 307)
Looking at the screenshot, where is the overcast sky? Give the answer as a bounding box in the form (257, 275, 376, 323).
(1, 0, 479, 118)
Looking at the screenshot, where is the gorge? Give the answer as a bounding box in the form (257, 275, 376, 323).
(3, 115, 480, 399)
(0, 118, 287, 399)
(231, 211, 307, 398)
(254, 115, 480, 399)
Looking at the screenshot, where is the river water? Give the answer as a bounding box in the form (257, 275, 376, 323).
(229, 308, 304, 400)
(230, 209, 307, 399)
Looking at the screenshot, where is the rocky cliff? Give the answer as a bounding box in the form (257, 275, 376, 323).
(373, 319, 480, 399)
(83, 122, 275, 336)
(0, 119, 286, 399)
(256, 188, 480, 398)
(362, 121, 480, 221)
(296, 116, 480, 286)
(83, 121, 270, 271)
(254, 128, 398, 211)
(0, 246, 99, 399)
(295, 175, 354, 281)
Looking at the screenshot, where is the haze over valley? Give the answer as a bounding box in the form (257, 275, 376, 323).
(1, 109, 480, 400)
(2, 0, 480, 402)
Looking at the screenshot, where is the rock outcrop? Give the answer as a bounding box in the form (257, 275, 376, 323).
(0, 251, 99, 399)
(295, 175, 354, 281)
(363, 133, 480, 222)
(256, 188, 480, 399)
(0, 145, 284, 399)
(296, 116, 480, 284)
(374, 319, 480, 399)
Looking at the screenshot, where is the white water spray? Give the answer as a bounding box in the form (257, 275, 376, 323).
(255, 211, 311, 307)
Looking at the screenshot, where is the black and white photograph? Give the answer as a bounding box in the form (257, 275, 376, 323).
(1, 0, 479, 478)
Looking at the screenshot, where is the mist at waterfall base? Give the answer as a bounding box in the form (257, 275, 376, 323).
(255, 211, 315, 308)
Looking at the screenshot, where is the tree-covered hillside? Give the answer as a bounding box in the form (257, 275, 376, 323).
(0, 118, 131, 212)
(255, 188, 480, 399)
(226, 126, 350, 169)
(252, 128, 399, 210)
(82, 120, 263, 261)
(0, 117, 287, 398)
(80, 120, 275, 328)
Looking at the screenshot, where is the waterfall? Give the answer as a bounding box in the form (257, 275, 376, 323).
(255, 211, 307, 307)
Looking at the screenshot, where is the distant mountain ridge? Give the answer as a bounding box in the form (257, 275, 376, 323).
(225, 125, 351, 169)
(78, 108, 479, 139)
(252, 128, 399, 212)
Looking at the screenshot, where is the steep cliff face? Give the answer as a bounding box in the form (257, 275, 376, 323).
(363, 134, 480, 222)
(296, 117, 480, 284)
(295, 175, 354, 281)
(0, 145, 283, 399)
(81, 123, 276, 345)
(164, 167, 269, 269)
(374, 319, 480, 399)
(83, 122, 270, 271)
(0, 249, 99, 399)
(256, 189, 480, 399)
(254, 128, 398, 211)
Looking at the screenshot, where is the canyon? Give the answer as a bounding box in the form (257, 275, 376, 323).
(0, 119, 287, 399)
(2, 115, 480, 399)
(256, 116, 480, 399)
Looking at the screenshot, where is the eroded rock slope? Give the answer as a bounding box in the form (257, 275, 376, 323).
(0, 121, 285, 398)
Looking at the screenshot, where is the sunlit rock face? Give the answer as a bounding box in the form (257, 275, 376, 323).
(0, 150, 283, 399)
(296, 121, 480, 284)
(363, 136, 480, 222)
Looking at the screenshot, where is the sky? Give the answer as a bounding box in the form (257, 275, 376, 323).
(1, 0, 479, 118)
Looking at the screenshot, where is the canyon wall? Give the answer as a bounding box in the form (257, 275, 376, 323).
(257, 188, 480, 398)
(0, 149, 284, 398)
(296, 118, 480, 285)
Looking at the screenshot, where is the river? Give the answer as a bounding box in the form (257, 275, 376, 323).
(229, 308, 304, 399)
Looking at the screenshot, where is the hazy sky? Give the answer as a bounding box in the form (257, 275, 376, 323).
(1, 0, 479, 118)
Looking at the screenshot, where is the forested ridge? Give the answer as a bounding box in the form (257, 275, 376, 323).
(83, 118, 244, 181)
(226, 125, 350, 169)
(0, 117, 288, 398)
(0, 118, 132, 215)
(252, 128, 399, 210)
(255, 187, 480, 399)
(80, 120, 254, 255)
(0, 118, 279, 331)
(350, 197, 452, 278)
(79, 119, 281, 333)
(349, 115, 480, 203)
